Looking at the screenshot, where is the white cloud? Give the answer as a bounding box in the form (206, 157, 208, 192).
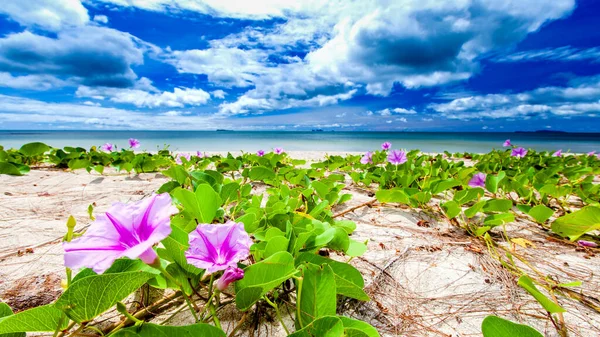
(211, 90, 227, 99)
(397, 117, 408, 123)
(0, 72, 67, 90)
(393, 108, 417, 115)
(429, 75, 600, 119)
(163, 110, 192, 116)
(93, 15, 109, 24)
(0, 94, 219, 129)
(83, 101, 101, 106)
(0, 0, 89, 31)
(76, 84, 211, 108)
(335, 112, 346, 118)
(492, 46, 600, 63)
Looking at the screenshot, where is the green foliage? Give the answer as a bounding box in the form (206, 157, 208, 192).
(0, 304, 67, 333)
(551, 206, 600, 240)
(482, 316, 543, 337)
(112, 323, 225, 337)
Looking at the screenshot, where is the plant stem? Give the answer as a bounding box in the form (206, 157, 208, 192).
(155, 265, 199, 322)
(264, 296, 290, 335)
(52, 314, 66, 337)
(294, 276, 304, 329)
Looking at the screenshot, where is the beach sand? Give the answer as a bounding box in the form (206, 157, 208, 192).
(1, 152, 599, 336)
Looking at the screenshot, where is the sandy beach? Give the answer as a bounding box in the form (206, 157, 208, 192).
(1, 152, 598, 337)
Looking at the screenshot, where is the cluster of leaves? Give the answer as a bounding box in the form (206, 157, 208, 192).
(1, 141, 598, 336)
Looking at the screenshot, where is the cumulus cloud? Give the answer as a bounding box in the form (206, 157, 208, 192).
(160, 0, 575, 114)
(0, 94, 218, 129)
(0, 27, 148, 88)
(211, 90, 227, 99)
(0, 0, 89, 31)
(76, 84, 211, 108)
(93, 15, 109, 24)
(0, 72, 67, 90)
(429, 75, 600, 119)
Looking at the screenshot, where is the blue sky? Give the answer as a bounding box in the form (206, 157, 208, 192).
(0, 0, 599, 131)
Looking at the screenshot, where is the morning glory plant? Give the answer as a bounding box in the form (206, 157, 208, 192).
(469, 172, 487, 188)
(511, 147, 527, 158)
(257, 149, 265, 156)
(387, 149, 407, 165)
(381, 142, 392, 150)
(63, 193, 177, 273)
(101, 143, 114, 152)
(274, 147, 284, 154)
(185, 222, 252, 274)
(175, 152, 192, 164)
(216, 266, 245, 291)
(129, 138, 140, 149)
(503, 139, 512, 147)
(360, 151, 373, 164)
(553, 149, 562, 157)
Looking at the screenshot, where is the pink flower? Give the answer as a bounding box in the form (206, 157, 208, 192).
(360, 151, 373, 164)
(503, 139, 512, 147)
(387, 150, 407, 165)
(468, 173, 486, 188)
(274, 147, 284, 154)
(63, 193, 177, 273)
(129, 138, 140, 149)
(196, 151, 205, 158)
(381, 142, 392, 150)
(577, 240, 598, 248)
(257, 150, 265, 156)
(101, 143, 114, 152)
(587, 151, 596, 156)
(511, 147, 527, 158)
(216, 267, 244, 291)
(175, 153, 191, 164)
(552, 149, 562, 157)
(185, 222, 252, 274)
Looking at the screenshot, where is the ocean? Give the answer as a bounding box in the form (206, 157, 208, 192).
(1, 131, 600, 153)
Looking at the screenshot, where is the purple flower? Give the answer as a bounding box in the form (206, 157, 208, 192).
(511, 147, 527, 158)
(101, 143, 114, 152)
(381, 142, 392, 150)
(360, 151, 373, 164)
(185, 222, 252, 274)
(196, 151, 206, 158)
(274, 147, 284, 155)
(216, 266, 244, 291)
(387, 150, 407, 165)
(175, 153, 191, 164)
(129, 138, 140, 149)
(577, 240, 598, 248)
(552, 149, 562, 157)
(257, 150, 265, 157)
(63, 193, 177, 273)
(503, 139, 512, 147)
(468, 173, 487, 188)
(588, 151, 596, 156)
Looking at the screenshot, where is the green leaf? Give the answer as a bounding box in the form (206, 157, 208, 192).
(483, 213, 515, 226)
(338, 317, 381, 337)
(517, 275, 566, 313)
(249, 166, 276, 181)
(235, 251, 298, 311)
(441, 200, 461, 219)
(528, 205, 554, 224)
(0, 303, 24, 337)
(160, 226, 204, 276)
(551, 206, 600, 241)
(19, 142, 50, 156)
(289, 316, 344, 337)
(454, 188, 484, 205)
(173, 185, 221, 224)
(0, 304, 66, 333)
(55, 271, 154, 322)
(163, 165, 189, 185)
(375, 189, 409, 204)
(465, 200, 486, 218)
(485, 171, 505, 194)
(481, 316, 543, 337)
(0, 163, 22, 176)
(482, 199, 512, 213)
(295, 253, 369, 301)
(68, 158, 90, 170)
(346, 239, 367, 257)
(296, 263, 337, 328)
(112, 323, 225, 337)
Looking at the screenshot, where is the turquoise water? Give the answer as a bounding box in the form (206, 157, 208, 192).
(1, 131, 600, 153)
